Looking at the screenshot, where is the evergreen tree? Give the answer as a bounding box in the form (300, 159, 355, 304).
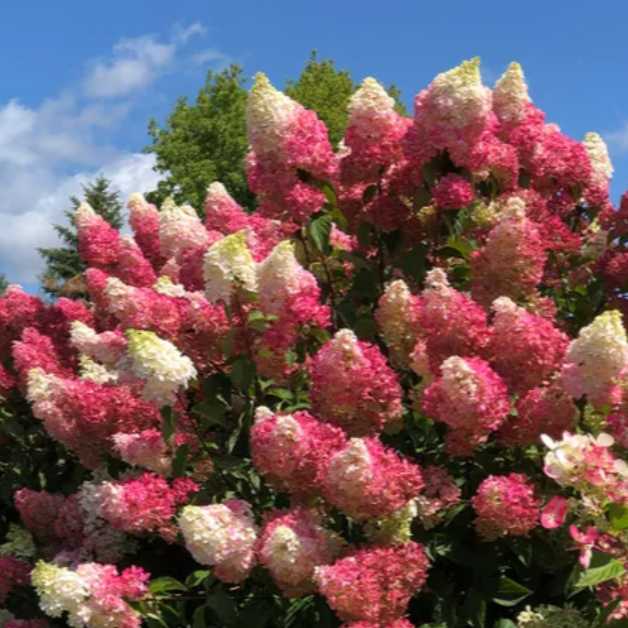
(38, 177, 123, 298)
(145, 53, 408, 212)
(0, 273, 8, 296)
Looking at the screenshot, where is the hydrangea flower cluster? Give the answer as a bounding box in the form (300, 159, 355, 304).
(472, 474, 541, 540)
(2, 56, 628, 627)
(257, 508, 343, 597)
(314, 542, 429, 624)
(178, 500, 258, 583)
(31, 561, 148, 628)
(309, 329, 403, 435)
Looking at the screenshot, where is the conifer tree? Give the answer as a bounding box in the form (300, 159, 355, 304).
(39, 176, 123, 297)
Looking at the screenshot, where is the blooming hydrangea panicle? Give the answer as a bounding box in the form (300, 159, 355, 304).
(417, 268, 490, 369)
(74, 203, 121, 271)
(112, 429, 173, 476)
(257, 508, 343, 597)
(432, 174, 475, 211)
(561, 310, 628, 409)
(203, 231, 258, 303)
(376, 280, 422, 369)
(31, 560, 148, 628)
(204, 182, 251, 234)
(158, 198, 211, 260)
(410, 57, 493, 168)
(471, 197, 547, 306)
(250, 407, 346, 497)
(422, 356, 510, 456)
(0, 557, 31, 602)
(583, 132, 613, 193)
(489, 297, 569, 394)
(340, 77, 411, 185)
(246, 73, 336, 222)
(84, 474, 197, 543)
(493, 62, 531, 124)
(179, 500, 258, 583)
(322, 437, 423, 520)
(127, 193, 166, 270)
(309, 329, 404, 435)
(517, 606, 589, 628)
(497, 384, 577, 447)
(69, 322, 127, 368)
(314, 542, 429, 624)
(472, 474, 541, 540)
(120, 330, 197, 407)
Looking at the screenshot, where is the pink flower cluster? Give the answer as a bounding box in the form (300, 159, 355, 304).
(472, 474, 541, 540)
(250, 408, 346, 498)
(257, 508, 342, 597)
(0, 557, 31, 602)
(315, 542, 428, 624)
(422, 356, 510, 456)
(309, 329, 404, 435)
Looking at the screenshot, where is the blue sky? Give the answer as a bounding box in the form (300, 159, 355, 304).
(3, 0, 628, 290)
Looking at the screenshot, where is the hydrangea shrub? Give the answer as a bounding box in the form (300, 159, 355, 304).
(2, 59, 628, 628)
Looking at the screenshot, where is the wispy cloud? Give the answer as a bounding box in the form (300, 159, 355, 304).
(0, 21, 227, 284)
(604, 121, 628, 155)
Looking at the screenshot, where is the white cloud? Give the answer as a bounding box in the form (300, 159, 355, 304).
(0, 21, 231, 285)
(189, 49, 231, 69)
(83, 36, 176, 99)
(0, 152, 160, 283)
(173, 22, 206, 44)
(605, 122, 628, 155)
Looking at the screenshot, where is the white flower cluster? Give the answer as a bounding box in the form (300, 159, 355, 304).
(257, 240, 303, 315)
(31, 561, 89, 625)
(377, 280, 417, 368)
(348, 77, 397, 138)
(429, 57, 492, 129)
(203, 231, 258, 303)
(159, 198, 209, 258)
(246, 72, 298, 153)
(584, 132, 613, 187)
(493, 62, 530, 123)
(561, 310, 628, 406)
(179, 501, 258, 583)
(121, 330, 197, 407)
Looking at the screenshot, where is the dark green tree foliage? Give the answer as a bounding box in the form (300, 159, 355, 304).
(145, 65, 252, 211)
(285, 52, 356, 147)
(0, 274, 8, 296)
(145, 54, 408, 213)
(38, 177, 123, 297)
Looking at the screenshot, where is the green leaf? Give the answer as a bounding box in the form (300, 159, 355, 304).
(492, 577, 532, 607)
(172, 443, 190, 478)
(144, 614, 170, 628)
(413, 187, 432, 211)
(608, 503, 628, 531)
(160, 407, 176, 446)
(239, 600, 272, 628)
(221, 328, 236, 359)
(148, 576, 187, 594)
(494, 620, 517, 628)
(193, 400, 227, 429)
(208, 589, 238, 627)
(396, 244, 428, 285)
(354, 316, 378, 340)
(464, 588, 486, 628)
(185, 570, 211, 589)
(230, 358, 257, 393)
(310, 214, 332, 255)
(193, 605, 207, 628)
(574, 551, 625, 589)
(337, 250, 371, 270)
